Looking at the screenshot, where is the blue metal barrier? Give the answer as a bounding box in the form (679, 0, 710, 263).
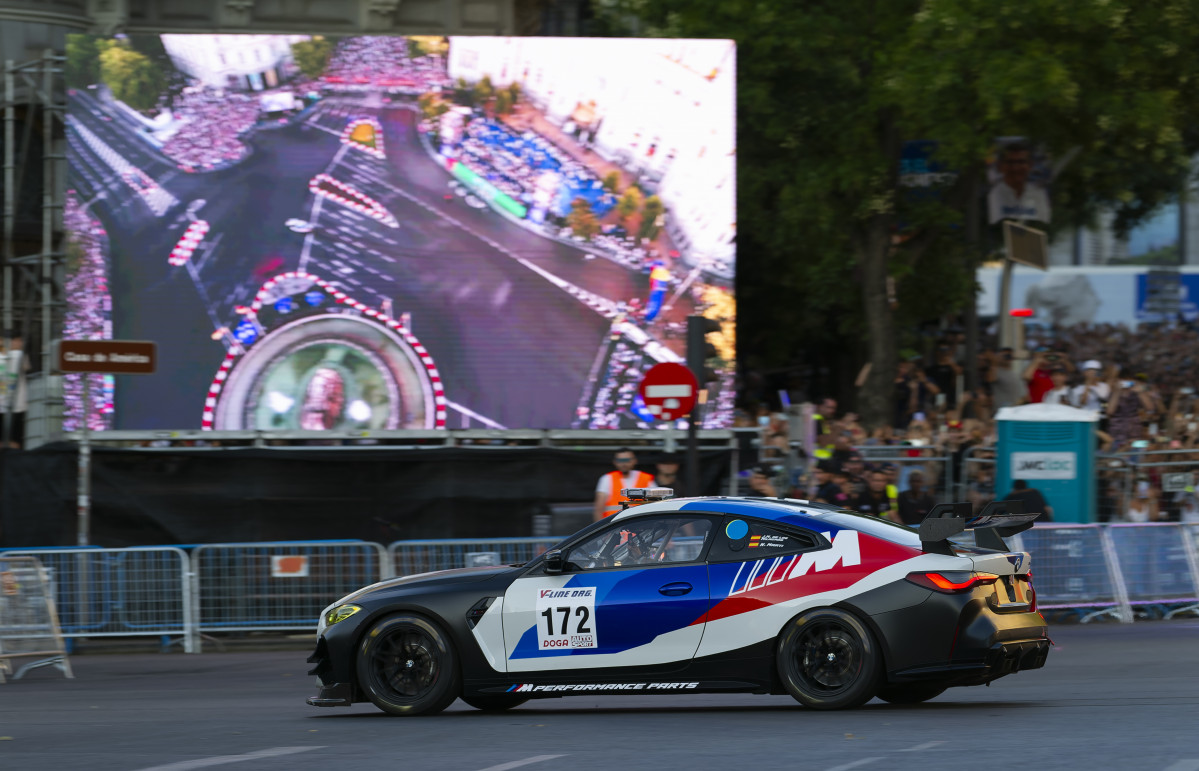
(1107, 523, 1199, 619)
(1010, 525, 1130, 623)
(191, 541, 389, 636)
(3, 524, 1199, 653)
(388, 537, 564, 577)
(0, 547, 194, 649)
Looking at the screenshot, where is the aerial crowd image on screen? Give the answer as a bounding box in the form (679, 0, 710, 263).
(63, 34, 736, 431)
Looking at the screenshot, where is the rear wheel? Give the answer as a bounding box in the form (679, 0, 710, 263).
(460, 693, 530, 712)
(356, 613, 460, 716)
(875, 684, 947, 704)
(776, 608, 880, 710)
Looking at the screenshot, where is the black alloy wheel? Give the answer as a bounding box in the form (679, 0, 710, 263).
(776, 608, 880, 710)
(356, 613, 461, 716)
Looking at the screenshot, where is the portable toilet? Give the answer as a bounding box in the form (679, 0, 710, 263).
(995, 403, 1098, 523)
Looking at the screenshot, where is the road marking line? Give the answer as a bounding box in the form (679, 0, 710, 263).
(475, 755, 566, 771)
(131, 745, 325, 771)
(1164, 761, 1199, 771)
(899, 741, 946, 752)
(825, 760, 883, 771)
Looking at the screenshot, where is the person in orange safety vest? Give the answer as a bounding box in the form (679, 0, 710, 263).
(593, 447, 656, 520)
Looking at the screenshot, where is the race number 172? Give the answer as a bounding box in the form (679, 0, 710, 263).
(535, 587, 597, 650)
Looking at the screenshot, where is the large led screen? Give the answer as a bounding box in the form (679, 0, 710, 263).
(64, 34, 736, 431)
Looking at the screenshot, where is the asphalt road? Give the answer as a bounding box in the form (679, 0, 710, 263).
(3, 621, 1199, 770)
(67, 91, 692, 430)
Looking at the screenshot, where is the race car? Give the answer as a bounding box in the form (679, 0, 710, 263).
(307, 490, 1049, 715)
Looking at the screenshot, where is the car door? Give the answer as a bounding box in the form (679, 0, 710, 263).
(502, 514, 715, 672)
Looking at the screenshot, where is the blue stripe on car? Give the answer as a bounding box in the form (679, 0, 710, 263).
(509, 564, 710, 659)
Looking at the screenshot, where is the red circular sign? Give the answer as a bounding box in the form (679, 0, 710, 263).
(638, 362, 699, 421)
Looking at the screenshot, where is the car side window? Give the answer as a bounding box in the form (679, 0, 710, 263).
(706, 516, 824, 562)
(565, 515, 714, 571)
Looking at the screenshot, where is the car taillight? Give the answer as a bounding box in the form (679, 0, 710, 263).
(1027, 572, 1037, 612)
(906, 571, 999, 593)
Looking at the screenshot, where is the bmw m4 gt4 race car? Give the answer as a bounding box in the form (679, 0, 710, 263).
(307, 490, 1049, 715)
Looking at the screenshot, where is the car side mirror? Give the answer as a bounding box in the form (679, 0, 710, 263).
(544, 549, 565, 575)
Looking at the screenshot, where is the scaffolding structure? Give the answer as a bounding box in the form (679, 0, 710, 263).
(2, 50, 66, 448)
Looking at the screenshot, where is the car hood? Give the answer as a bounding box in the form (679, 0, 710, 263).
(336, 565, 518, 605)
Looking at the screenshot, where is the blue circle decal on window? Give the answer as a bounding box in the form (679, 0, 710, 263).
(725, 519, 749, 540)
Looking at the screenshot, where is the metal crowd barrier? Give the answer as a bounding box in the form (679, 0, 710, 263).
(0, 555, 73, 682)
(1010, 526, 1131, 623)
(1012, 523, 1199, 623)
(0, 547, 195, 652)
(2, 523, 1199, 655)
(192, 541, 389, 637)
(388, 537, 562, 577)
(1108, 523, 1199, 619)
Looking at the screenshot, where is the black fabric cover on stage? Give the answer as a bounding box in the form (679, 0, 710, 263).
(0, 444, 733, 548)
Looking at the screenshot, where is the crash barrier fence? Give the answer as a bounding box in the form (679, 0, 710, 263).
(1008, 523, 1199, 624)
(0, 555, 73, 682)
(3, 524, 1198, 658)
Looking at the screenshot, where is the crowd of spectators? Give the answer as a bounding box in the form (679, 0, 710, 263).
(456, 119, 617, 219)
(738, 319, 1199, 525)
(161, 88, 260, 170)
(322, 37, 450, 94)
(574, 337, 650, 430)
(62, 192, 115, 431)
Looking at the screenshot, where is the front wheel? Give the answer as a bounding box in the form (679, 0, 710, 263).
(356, 613, 461, 716)
(875, 684, 946, 704)
(460, 693, 530, 712)
(776, 608, 880, 710)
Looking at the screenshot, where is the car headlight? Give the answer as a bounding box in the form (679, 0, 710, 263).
(324, 604, 362, 627)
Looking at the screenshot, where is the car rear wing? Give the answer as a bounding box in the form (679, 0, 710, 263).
(918, 501, 1041, 556)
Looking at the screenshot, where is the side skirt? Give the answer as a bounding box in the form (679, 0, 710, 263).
(465, 639, 779, 698)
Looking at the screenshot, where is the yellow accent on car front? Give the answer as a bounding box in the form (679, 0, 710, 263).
(324, 604, 362, 627)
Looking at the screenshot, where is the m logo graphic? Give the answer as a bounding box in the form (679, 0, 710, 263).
(729, 530, 861, 595)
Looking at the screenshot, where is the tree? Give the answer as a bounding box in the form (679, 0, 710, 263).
(99, 43, 164, 112)
(617, 186, 643, 224)
(291, 37, 334, 80)
(65, 35, 101, 88)
(495, 89, 512, 116)
(615, 0, 1199, 427)
(639, 195, 664, 240)
(454, 77, 476, 108)
(567, 197, 601, 240)
(418, 93, 450, 122)
(507, 81, 521, 106)
(477, 75, 495, 104)
(603, 171, 622, 193)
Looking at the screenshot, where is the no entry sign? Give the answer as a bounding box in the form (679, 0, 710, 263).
(638, 362, 699, 421)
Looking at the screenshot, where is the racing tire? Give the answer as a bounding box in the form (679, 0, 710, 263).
(459, 693, 531, 712)
(356, 613, 461, 716)
(776, 608, 881, 710)
(875, 684, 947, 704)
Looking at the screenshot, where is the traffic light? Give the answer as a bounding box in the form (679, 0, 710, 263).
(686, 315, 721, 388)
